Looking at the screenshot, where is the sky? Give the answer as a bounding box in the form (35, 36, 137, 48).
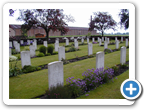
(9, 8, 129, 34)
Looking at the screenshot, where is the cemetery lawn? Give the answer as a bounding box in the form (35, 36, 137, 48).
(77, 70, 129, 99)
(10, 41, 126, 68)
(9, 48, 129, 99)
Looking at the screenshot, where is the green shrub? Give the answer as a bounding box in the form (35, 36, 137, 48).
(47, 45, 54, 55)
(22, 65, 37, 73)
(112, 65, 119, 75)
(9, 61, 23, 77)
(68, 46, 77, 52)
(45, 84, 72, 99)
(104, 48, 113, 54)
(12, 49, 19, 55)
(39, 46, 47, 55)
(36, 67, 41, 71)
(45, 53, 51, 56)
(120, 64, 128, 69)
(37, 52, 45, 57)
(52, 52, 58, 55)
(61, 58, 70, 65)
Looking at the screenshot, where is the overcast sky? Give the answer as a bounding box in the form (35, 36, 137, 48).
(9, 9, 129, 34)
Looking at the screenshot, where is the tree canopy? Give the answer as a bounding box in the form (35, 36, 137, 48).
(89, 12, 117, 37)
(119, 9, 129, 30)
(17, 9, 75, 42)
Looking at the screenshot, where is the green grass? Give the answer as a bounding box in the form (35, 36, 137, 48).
(77, 70, 129, 99)
(9, 40, 127, 68)
(9, 49, 129, 99)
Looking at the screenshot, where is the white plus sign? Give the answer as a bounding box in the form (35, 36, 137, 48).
(126, 83, 137, 95)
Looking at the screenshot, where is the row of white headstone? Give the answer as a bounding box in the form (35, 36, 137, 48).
(48, 46, 127, 90)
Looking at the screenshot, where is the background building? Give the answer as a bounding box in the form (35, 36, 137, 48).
(9, 24, 97, 38)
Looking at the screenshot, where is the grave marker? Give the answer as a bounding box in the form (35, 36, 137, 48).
(92, 38, 95, 42)
(15, 43, 20, 52)
(104, 41, 108, 49)
(66, 39, 69, 46)
(74, 41, 79, 49)
(126, 39, 128, 47)
(48, 61, 64, 90)
(30, 45, 36, 57)
(96, 51, 104, 69)
(27, 40, 30, 45)
(115, 40, 119, 49)
(9, 42, 12, 48)
(81, 38, 84, 43)
(102, 37, 104, 42)
(43, 41, 48, 47)
(58, 46, 65, 61)
(99, 39, 101, 46)
(88, 43, 93, 55)
(20, 40, 24, 45)
(87, 38, 89, 43)
(55, 43, 59, 52)
(33, 42, 37, 50)
(121, 37, 123, 42)
(21, 51, 31, 68)
(120, 46, 126, 65)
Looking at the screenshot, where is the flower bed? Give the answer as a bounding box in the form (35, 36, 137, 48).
(36, 61, 129, 99)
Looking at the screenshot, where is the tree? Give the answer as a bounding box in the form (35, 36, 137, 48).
(89, 12, 117, 37)
(17, 9, 75, 43)
(119, 9, 129, 30)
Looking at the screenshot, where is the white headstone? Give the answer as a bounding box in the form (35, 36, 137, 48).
(33, 42, 37, 50)
(87, 38, 89, 43)
(98, 37, 100, 42)
(21, 51, 31, 68)
(120, 46, 126, 65)
(99, 39, 101, 46)
(115, 37, 117, 42)
(27, 40, 30, 45)
(9, 42, 12, 48)
(107, 38, 109, 44)
(58, 46, 65, 61)
(30, 45, 36, 57)
(115, 40, 119, 49)
(55, 43, 59, 52)
(48, 61, 64, 90)
(13, 41, 17, 48)
(121, 37, 123, 42)
(126, 39, 128, 47)
(43, 41, 48, 47)
(96, 51, 104, 69)
(74, 41, 78, 49)
(81, 38, 84, 43)
(15, 43, 20, 52)
(74, 39, 77, 43)
(88, 43, 93, 55)
(105, 37, 107, 41)
(104, 41, 108, 49)
(34, 39, 37, 43)
(9, 48, 11, 56)
(20, 40, 24, 45)
(102, 37, 104, 42)
(92, 38, 95, 42)
(56, 39, 59, 43)
(66, 39, 69, 46)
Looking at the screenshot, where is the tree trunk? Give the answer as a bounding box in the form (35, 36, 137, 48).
(45, 30, 50, 43)
(102, 31, 104, 37)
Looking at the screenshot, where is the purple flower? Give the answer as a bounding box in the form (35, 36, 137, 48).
(85, 94, 89, 96)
